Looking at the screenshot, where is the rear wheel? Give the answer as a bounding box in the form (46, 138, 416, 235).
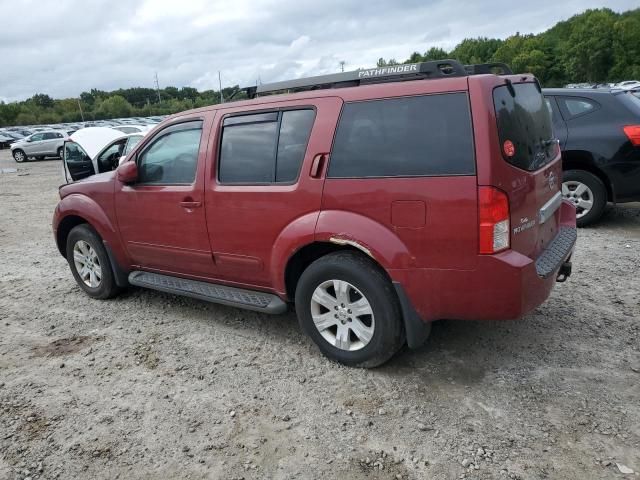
(66, 224, 120, 299)
(562, 169, 607, 227)
(295, 252, 404, 368)
(13, 150, 26, 162)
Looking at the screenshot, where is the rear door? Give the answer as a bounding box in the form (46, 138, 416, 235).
(205, 97, 342, 288)
(490, 81, 562, 259)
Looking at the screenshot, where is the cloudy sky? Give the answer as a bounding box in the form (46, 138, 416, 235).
(0, 0, 636, 102)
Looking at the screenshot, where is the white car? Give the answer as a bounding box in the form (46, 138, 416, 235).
(111, 125, 152, 134)
(616, 80, 640, 90)
(63, 127, 147, 183)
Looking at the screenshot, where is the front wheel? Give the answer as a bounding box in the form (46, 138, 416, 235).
(13, 150, 26, 162)
(562, 169, 607, 227)
(57, 147, 64, 159)
(295, 252, 404, 368)
(66, 224, 120, 299)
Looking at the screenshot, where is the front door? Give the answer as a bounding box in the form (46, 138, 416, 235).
(115, 117, 215, 277)
(25, 133, 45, 155)
(205, 97, 343, 289)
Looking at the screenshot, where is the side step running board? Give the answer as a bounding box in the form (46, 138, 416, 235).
(128, 271, 287, 314)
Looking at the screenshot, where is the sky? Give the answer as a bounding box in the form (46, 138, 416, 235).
(0, 0, 636, 103)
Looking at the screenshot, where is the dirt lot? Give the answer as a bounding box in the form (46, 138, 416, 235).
(0, 150, 638, 480)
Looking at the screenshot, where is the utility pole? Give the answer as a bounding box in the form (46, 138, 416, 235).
(154, 72, 161, 103)
(218, 71, 224, 103)
(77, 98, 85, 121)
(339, 60, 346, 72)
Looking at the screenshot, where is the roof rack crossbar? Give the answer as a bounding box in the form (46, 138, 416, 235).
(244, 59, 512, 98)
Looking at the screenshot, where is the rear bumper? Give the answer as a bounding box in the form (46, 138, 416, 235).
(391, 202, 577, 324)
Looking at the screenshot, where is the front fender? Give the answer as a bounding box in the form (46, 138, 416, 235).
(315, 210, 412, 269)
(54, 194, 127, 268)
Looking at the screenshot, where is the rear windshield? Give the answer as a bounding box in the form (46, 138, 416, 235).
(615, 90, 640, 117)
(493, 82, 555, 171)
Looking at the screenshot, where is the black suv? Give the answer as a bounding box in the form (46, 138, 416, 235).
(543, 88, 640, 226)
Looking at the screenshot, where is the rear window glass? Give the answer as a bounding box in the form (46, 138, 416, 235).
(493, 83, 555, 172)
(328, 93, 475, 178)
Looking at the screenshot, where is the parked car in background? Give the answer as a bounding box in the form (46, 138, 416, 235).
(112, 125, 152, 134)
(63, 128, 147, 183)
(616, 80, 640, 91)
(543, 88, 640, 226)
(10, 130, 68, 162)
(55, 61, 576, 367)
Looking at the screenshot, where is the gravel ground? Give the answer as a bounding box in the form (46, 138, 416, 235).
(0, 150, 639, 480)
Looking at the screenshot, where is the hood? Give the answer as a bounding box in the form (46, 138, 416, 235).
(69, 127, 123, 159)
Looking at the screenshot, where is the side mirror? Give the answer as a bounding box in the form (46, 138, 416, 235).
(118, 155, 126, 166)
(117, 161, 138, 184)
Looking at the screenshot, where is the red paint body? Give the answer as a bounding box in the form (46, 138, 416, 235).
(53, 73, 576, 323)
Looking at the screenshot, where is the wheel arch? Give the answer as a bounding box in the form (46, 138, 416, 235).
(562, 150, 615, 202)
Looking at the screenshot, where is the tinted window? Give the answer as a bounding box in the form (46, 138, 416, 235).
(138, 121, 202, 184)
(328, 94, 475, 178)
(219, 109, 315, 184)
(276, 110, 315, 182)
(562, 97, 597, 117)
(493, 83, 555, 172)
(30, 133, 44, 142)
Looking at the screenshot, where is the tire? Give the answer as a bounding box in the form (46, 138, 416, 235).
(66, 224, 120, 299)
(295, 251, 404, 368)
(13, 150, 26, 163)
(562, 169, 607, 227)
(57, 147, 64, 159)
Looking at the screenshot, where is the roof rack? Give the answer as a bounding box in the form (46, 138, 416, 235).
(244, 59, 513, 98)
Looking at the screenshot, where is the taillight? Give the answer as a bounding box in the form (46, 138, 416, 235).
(478, 186, 510, 254)
(623, 125, 640, 146)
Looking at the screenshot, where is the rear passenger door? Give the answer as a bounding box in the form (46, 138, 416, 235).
(205, 98, 342, 288)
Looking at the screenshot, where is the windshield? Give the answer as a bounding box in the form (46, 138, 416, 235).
(493, 82, 556, 172)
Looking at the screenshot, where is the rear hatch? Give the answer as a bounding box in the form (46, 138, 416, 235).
(492, 81, 563, 259)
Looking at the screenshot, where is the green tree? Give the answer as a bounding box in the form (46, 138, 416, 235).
(95, 95, 133, 119)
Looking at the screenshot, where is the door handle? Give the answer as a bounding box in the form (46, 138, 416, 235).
(310, 153, 328, 178)
(180, 200, 202, 208)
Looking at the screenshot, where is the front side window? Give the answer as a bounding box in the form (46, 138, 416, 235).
(328, 94, 475, 178)
(30, 133, 44, 142)
(218, 109, 315, 184)
(137, 121, 203, 185)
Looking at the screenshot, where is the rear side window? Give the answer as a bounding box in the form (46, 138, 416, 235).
(493, 83, 555, 172)
(218, 109, 315, 184)
(328, 93, 475, 178)
(560, 97, 598, 117)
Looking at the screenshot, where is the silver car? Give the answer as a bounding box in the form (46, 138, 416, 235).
(10, 130, 68, 163)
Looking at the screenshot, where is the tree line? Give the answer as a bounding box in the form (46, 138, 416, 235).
(378, 8, 639, 88)
(1, 7, 638, 127)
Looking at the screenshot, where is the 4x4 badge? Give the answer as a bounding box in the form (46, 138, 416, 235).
(548, 172, 557, 190)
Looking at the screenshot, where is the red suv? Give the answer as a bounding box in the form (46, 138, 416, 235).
(54, 61, 576, 367)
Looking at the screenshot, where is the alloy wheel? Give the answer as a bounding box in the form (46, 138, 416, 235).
(73, 240, 102, 288)
(310, 279, 375, 351)
(562, 180, 594, 219)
